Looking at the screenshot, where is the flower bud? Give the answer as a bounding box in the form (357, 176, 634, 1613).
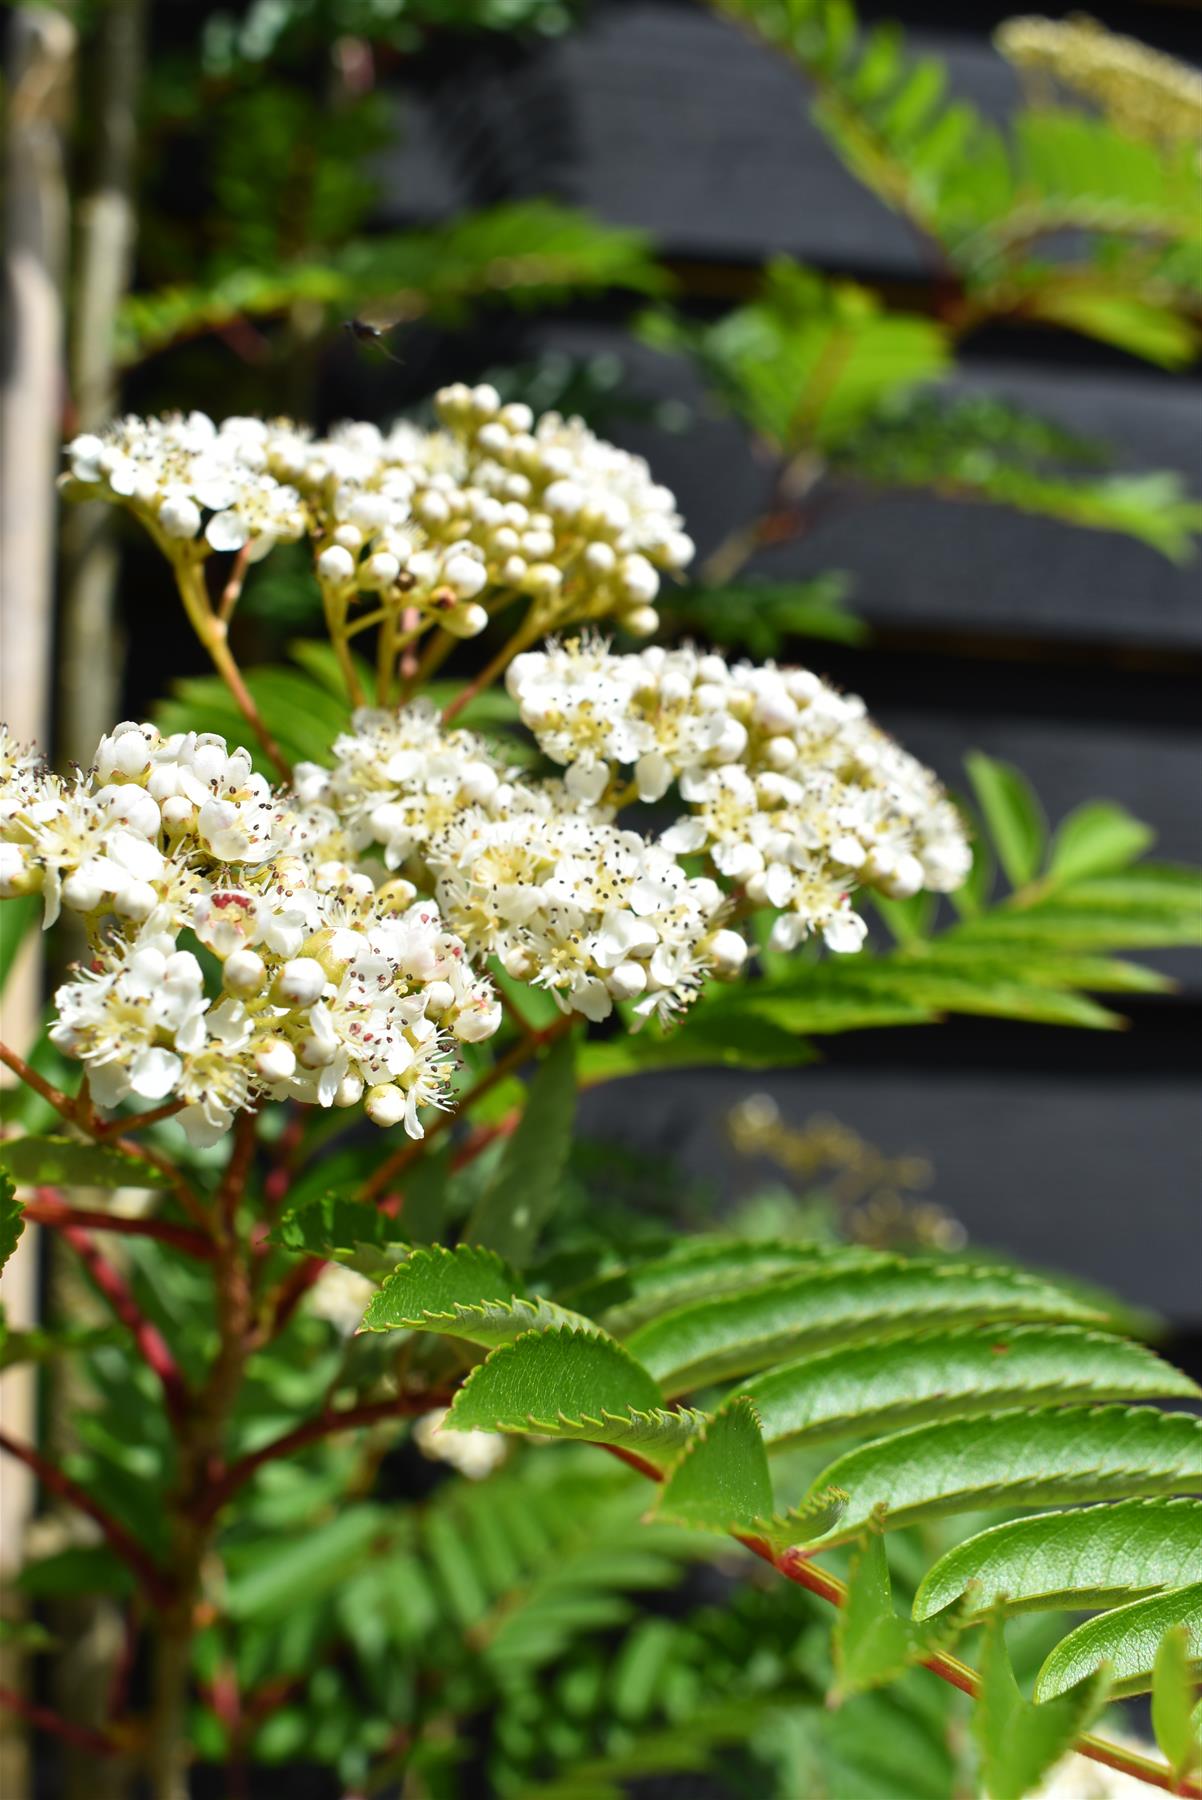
(608, 960, 647, 1000)
(442, 602, 488, 638)
(159, 494, 202, 539)
(361, 551, 400, 590)
(317, 544, 356, 585)
(256, 1038, 296, 1082)
(273, 957, 326, 1006)
(334, 1074, 364, 1108)
(224, 948, 267, 996)
(365, 1083, 407, 1128)
(454, 999, 502, 1043)
(0, 845, 36, 898)
(707, 929, 748, 975)
(621, 606, 659, 638)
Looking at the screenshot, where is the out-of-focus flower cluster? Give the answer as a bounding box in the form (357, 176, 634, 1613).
(64, 385, 694, 642)
(0, 722, 500, 1145)
(505, 637, 971, 953)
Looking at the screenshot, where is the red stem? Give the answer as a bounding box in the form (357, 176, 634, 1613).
(600, 1452, 1195, 1796)
(0, 1685, 119, 1756)
(196, 1393, 452, 1521)
(0, 1430, 170, 1606)
(25, 1192, 212, 1258)
(93, 1097, 187, 1139)
(59, 1217, 191, 1427)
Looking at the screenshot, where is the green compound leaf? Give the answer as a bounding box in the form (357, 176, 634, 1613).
(1047, 802, 1156, 887)
(0, 1177, 24, 1276)
(465, 1034, 576, 1265)
(624, 1261, 1099, 1394)
(975, 1609, 1110, 1800)
(739, 1324, 1197, 1450)
(446, 1327, 704, 1469)
(1035, 1582, 1202, 1702)
(1152, 1626, 1202, 1784)
(834, 1529, 968, 1700)
(914, 1498, 1202, 1621)
(0, 1134, 172, 1190)
(654, 1396, 773, 1535)
(804, 1406, 1202, 1542)
(965, 752, 1046, 889)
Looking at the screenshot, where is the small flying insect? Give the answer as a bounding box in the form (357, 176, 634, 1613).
(343, 309, 406, 366)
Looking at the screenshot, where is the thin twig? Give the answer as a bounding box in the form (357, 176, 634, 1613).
(0, 1430, 170, 1605)
(217, 545, 252, 623)
(441, 619, 540, 725)
(23, 1192, 212, 1258)
(58, 1217, 191, 1425)
(172, 555, 290, 779)
(0, 1685, 120, 1756)
(93, 1097, 186, 1138)
(196, 1392, 453, 1520)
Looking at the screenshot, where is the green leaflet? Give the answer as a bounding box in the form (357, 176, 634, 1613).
(913, 1498, 1202, 1621)
(804, 1405, 1202, 1543)
(654, 1396, 773, 1534)
(738, 1324, 1197, 1449)
(578, 1238, 882, 1338)
(965, 753, 1046, 889)
(446, 1327, 705, 1469)
(0, 1177, 24, 1276)
(1152, 1627, 1202, 1783)
(624, 1260, 1099, 1394)
(834, 1531, 968, 1700)
(1047, 802, 1156, 887)
(465, 1034, 575, 1264)
(975, 1611, 1110, 1800)
(0, 1134, 172, 1191)
(359, 1244, 595, 1346)
(1035, 1582, 1202, 1701)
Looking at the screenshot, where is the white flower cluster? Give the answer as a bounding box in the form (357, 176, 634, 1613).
(64, 387, 694, 641)
(506, 638, 971, 953)
(0, 723, 500, 1145)
(301, 708, 745, 1026)
(65, 413, 309, 559)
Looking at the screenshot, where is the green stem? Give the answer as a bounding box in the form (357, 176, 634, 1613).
(441, 616, 542, 725)
(172, 557, 290, 780)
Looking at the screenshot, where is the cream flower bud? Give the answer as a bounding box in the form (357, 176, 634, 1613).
(318, 544, 356, 585)
(764, 736, 797, 770)
(501, 946, 536, 980)
(499, 402, 533, 432)
(362, 551, 400, 590)
(584, 540, 617, 576)
(256, 1038, 296, 1082)
(443, 602, 489, 639)
(443, 553, 487, 599)
(523, 562, 562, 597)
(608, 960, 647, 1000)
(61, 871, 105, 913)
(273, 957, 326, 1006)
(224, 948, 267, 996)
(454, 999, 502, 1043)
(707, 929, 748, 974)
(333, 524, 363, 551)
(159, 494, 202, 539)
(335, 1074, 364, 1108)
(619, 555, 659, 604)
(622, 606, 659, 638)
(365, 1083, 407, 1127)
(115, 880, 158, 922)
(470, 384, 502, 416)
(161, 796, 194, 833)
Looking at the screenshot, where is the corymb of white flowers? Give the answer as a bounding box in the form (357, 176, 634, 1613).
(0, 385, 969, 1147)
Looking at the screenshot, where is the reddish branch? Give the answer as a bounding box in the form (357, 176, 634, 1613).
(93, 1097, 187, 1139)
(0, 1430, 170, 1606)
(600, 1451, 1195, 1797)
(196, 1392, 452, 1520)
(0, 1686, 119, 1756)
(25, 1191, 212, 1258)
(58, 1215, 191, 1426)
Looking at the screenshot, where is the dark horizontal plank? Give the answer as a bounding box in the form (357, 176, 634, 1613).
(377, 0, 1025, 275)
(580, 1059, 1202, 1320)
